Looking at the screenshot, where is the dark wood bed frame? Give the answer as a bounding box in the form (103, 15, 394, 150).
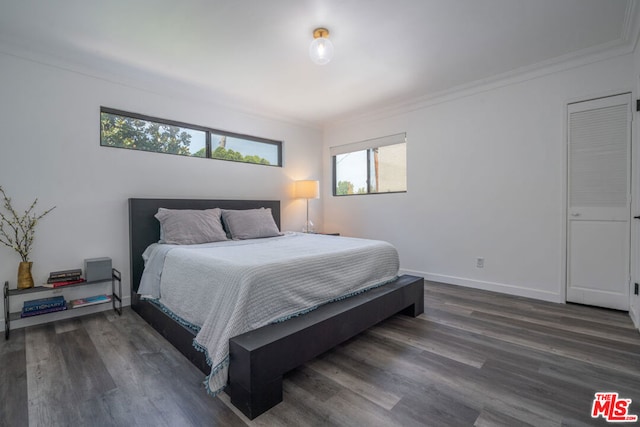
(129, 198, 424, 419)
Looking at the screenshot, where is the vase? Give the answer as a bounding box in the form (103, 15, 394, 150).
(17, 261, 34, 289)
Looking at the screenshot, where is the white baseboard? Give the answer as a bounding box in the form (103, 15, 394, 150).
(400, 269, 563, 304)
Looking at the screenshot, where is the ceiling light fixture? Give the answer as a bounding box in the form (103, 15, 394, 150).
(309, 28, 334, 65)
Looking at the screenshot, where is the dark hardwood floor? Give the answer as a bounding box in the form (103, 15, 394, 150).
(1, 281, 639, 426)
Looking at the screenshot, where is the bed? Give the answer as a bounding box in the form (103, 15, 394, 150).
(129, 198, 424, 419)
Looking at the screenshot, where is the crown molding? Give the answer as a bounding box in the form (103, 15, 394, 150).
(326, 40, 633, 130)
(326, 1, 640, 130)
(622, 0, 639, 49)
(2, 0, 639, 134)
(0, 40, 323, 132)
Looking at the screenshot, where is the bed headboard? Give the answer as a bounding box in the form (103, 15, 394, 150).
(128, 198, 281, 296)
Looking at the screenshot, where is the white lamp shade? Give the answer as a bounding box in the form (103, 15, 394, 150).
(309, 37, 334, 65)
(294, 180, 320, 199)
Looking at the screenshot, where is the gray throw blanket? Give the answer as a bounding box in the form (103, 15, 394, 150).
(139, 232, 399, 395)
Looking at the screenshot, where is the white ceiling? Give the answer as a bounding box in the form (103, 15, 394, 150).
(0, 0, 637, 127)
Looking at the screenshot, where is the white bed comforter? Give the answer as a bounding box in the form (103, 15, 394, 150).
(138, 232, 399, 395)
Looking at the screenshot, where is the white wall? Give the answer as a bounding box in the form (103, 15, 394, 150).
(324, 53, 635, 304)
(0, 52, 323, 326)
(3, 46, 638, 330)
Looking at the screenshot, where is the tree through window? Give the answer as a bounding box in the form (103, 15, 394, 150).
(100, 107, 281, 166)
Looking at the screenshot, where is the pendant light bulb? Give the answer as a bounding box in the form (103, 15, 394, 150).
(310, 28, 334, 65)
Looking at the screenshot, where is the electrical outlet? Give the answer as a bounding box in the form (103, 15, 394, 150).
(476, 257, 484, 268)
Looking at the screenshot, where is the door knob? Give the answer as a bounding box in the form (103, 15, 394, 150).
(635, 216, 640, 219)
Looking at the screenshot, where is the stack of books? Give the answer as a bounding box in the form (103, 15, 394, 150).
(69, 294, 111, 309)
(21, 295, 67, 318)
(44, 269, 85, 288)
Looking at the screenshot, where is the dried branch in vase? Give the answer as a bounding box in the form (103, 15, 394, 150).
(0, 186, 55, 262)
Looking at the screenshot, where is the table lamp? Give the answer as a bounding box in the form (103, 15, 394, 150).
(294, 180, 319, 233)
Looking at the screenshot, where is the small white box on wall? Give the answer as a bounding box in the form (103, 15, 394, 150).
(84, 257, 112, 282)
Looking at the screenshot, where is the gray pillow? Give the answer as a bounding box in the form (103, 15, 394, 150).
(155, 208, 228, 245)
(221, 208, 281, 240)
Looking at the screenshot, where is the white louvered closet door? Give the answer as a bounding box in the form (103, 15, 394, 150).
(567, 93, 631, 310)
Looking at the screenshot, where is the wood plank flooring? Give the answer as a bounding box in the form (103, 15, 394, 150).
(1, 281, 638, 426)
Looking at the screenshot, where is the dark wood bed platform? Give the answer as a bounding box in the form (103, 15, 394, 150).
(129, 198, 424, 419)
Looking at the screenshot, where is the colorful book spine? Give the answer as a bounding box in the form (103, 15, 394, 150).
(21, 305, 67, 318)
(47, 275, 82, 284)
(42, 278, 86, 288)
(23, 295, 65, 309)
(23, 296, 65, 313)
(23, 301, 66, 313)
(48, 269, 82, 279)
(70, 294, 111, 308)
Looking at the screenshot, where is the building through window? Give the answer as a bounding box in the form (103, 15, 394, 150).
(331, 133, 407, 196)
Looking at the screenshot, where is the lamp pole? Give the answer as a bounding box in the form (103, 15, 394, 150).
(305, 198, 310, 232)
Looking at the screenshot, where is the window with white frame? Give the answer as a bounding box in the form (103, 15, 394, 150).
(331, 133, 407, 196)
